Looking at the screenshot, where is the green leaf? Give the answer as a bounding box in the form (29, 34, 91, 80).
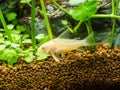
(7, 55, 18, 65)
(36, 52, 49, 60)
(11, 33, 21, 43)
(11, 30, 21, 34)
(0, 33, 3, 37)
(24, 53, 34, 63)
(0, 29, 4, 32)
(16, 25, 26, 32)
(10, 43, 20, 48)
(7, 24, 14, 30)
(0, 37, 5, 43)
(22, 39, 32, 43)
(69, 0, 98, 21)
(6, 12, 17, 21)
(20, 0, 31, 3)
(4, 41, 11, 45)
(0, 45, 6, 51)
(22, 34, 30, 40)
(0, 49, 18, 65)
(35, 34, 45, 40)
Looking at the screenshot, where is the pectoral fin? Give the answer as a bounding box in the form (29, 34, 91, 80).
(51, 52, 60, 62)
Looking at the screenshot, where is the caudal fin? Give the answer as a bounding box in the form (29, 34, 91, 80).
(83, 32, 96, 46)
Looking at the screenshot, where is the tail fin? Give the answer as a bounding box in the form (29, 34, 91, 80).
(83, 32, 96, 46)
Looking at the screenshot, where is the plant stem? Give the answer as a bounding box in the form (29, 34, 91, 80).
(85, 20, 93, 35)
(25, 0, 32, 7)
(110, 0, 119, 48)
(0, 9, 13, 42)
(63, 21, 83, 33)
(73, 21, 83, 32)
(65, 25, 74, 33)
(40, 0, 53, 39)
(31, 0, 36, 54)
(112, 0, 115, 14)
(110, 18, 116, 48)
(51, 0, 70, 15)
(91, 14, 120, 18)
(110, 0, 115, 48)
(85, 20, 96, 51)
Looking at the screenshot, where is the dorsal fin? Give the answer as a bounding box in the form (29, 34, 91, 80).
(57, 30, 72, 39)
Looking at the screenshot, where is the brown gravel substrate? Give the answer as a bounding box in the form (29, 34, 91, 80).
(0, 42, 120, 90)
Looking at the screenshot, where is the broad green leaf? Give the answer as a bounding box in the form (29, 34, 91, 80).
(22, 39, 32, 43)
(0, 33, 3, 37)
(0, 37, 5, 43)
(23, 48, 34, 56)
(16, 25, 26, 32)
(36, 34, 45, 39)
(7, 55, 18, 65)
(69, 0, 98, 21)
(0, 33, 4, 42)
(7, 49, 18, 64)
(11, 34, 21, 43)
(7, 24, 14, 30)
(36, 52, 49, 60)
(24, 53, 34, 63)
(0, 45, 6, 51)
(4, 41, 11, 45)
(11, 43, 20, 48)
(3, 41, 19, 48)
(20, 0, 31, 3)
(0, 29, 4, 31)
(6, 12, 17, 21)
(11, 30, 21, 34)
(0, 49, 18, 65)
(22, 34, 30, 40)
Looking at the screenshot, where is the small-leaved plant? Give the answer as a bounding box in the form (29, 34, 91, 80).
(0, 7, 50, 65)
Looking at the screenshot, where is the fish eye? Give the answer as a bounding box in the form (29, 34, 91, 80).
(41, 47, 45, 50)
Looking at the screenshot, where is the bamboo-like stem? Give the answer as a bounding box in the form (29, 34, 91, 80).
(112, 0, 115, 14)
(85, 20, 96, 51)
(40, 0, 53, 39)
(110, 0, 119, 48)
(0, 9, 13, 42)
(91, 14, 120, 18)
(73, 21, 83, 32)
(85, 20, 93, 35)
(31, 0, 36, 54)
(51, 0, 70, 15)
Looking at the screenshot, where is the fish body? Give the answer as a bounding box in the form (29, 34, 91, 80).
(37, 33, 95, 61)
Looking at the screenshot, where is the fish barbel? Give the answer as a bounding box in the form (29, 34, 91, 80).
(37, 33, 95, 62)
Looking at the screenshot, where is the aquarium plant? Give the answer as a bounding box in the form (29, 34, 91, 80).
(52, 0, 120, 48)
(0, 0, 120, 65)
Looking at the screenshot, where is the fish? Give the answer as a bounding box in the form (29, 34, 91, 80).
(37, 32, 95, 62)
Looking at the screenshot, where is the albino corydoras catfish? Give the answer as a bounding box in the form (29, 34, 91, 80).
(37, 32, 96, 62)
